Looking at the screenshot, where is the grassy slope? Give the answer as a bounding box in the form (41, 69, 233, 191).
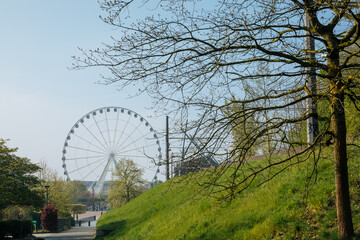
(96, 147, 360, 240)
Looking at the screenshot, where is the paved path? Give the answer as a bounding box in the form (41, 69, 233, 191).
(77, 211, 105, 220)
(33, 226, 96, 240)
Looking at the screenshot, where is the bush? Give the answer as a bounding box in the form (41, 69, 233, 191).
(40, 205, 58, 232)
(0, 220, 33, 238)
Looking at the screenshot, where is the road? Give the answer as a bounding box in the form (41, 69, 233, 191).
(33, 226, 96, 240)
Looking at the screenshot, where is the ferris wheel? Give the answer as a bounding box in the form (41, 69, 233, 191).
(62, 106, 163, 195)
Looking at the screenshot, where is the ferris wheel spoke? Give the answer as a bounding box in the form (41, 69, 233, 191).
(115, 148, 144, 156)
(115, 154, 150, 160)
(104, 111, 113, 150)
(82, 158, 108, 180)
(116, 142, 160, 156)
(67, 145, 107, 155)
(65, 155, 106, 161)
(92, 115, 111, 151)
(81, 122, 109, 152)
(114, 120, 143, 151)
(68, 155, 108, 175)
(72, 133, 108, 153)
(115, 131, 153, 153)
(113, 114, 132, 152)
(111, 110, 120, 150)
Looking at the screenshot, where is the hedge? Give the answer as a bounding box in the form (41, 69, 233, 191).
(0, 220, 33, 239)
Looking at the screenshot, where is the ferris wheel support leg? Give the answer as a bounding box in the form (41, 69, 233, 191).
(112, 158, 118, 168)
(94, 155, 114, 195)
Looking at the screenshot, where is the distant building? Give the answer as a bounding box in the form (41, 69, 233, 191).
(174, 156, 218, 176)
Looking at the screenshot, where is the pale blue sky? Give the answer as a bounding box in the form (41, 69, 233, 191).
(0, 1, 164, 175)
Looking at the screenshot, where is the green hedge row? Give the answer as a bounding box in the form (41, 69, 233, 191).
(0, 220, 33, 239)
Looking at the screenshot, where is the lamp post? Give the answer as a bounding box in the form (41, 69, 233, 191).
(44, 185, 50, 206)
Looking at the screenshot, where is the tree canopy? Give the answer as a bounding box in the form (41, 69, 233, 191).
(0, 139, 43, 210)
(74, 0, 360, 238)
(107, 158, 147, 208)
(36, 162, 90, 216)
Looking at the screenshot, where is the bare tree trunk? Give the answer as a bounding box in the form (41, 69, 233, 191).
(331, 89, 354, 239)
(126, 188, 130, 203)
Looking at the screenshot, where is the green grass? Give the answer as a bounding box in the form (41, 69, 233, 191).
(96, 146, 360, 239)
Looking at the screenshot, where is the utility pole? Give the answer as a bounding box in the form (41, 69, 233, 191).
(305, 12, 318, 143)
(165, 116, 170, 180)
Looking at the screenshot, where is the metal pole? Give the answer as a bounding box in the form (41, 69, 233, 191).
(166, 116, 170, 180)
(45, 185, 50, 206)
(92, 186, 95, 211)
(305, 12, 318, 143)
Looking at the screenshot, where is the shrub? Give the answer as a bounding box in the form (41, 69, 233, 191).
(71, 216, 75, 227)
(0, 220, 33, 238)
(40, 205, 58, 232)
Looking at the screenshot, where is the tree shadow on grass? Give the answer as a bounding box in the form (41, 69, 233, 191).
(95, 220, 126, 239)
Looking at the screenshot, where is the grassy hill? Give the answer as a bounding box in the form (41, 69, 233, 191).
(95, 147, 360, 239)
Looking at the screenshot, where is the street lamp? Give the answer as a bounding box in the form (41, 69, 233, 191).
(44, 185, 50, 206)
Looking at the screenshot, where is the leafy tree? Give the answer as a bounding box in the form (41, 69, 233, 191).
(107, 158, 146, 208)
(39, 177, 72, 216)
(0, 139, 43, 211)
(74, 1, 360, 238)
(226, 64, 288, 156)
(67, 181, 89, 204)
(2, 206, 33, 220)
(69, 204, 86, 220)
(36, 162, 89, 217)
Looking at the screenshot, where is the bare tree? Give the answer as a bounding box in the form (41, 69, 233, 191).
(73, 1, 360, 238)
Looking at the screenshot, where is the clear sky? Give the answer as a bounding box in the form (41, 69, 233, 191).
(0, 1, 165, 177)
